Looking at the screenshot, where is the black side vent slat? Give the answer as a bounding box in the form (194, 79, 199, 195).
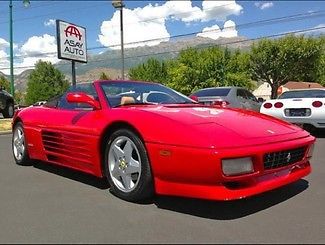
(263, 147, 306, 170)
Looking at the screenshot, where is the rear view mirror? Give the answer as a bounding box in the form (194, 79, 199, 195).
(257, 97, 265, 103)
(66, 92, 101, 110)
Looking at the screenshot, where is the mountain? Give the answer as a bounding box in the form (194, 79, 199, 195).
(13, 35, 252, 92)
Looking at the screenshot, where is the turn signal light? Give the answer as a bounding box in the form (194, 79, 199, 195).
(312, 101, 322, 108)
(213, 100, 230, 107)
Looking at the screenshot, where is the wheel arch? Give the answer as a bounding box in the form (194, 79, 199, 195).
(6, 97, 14, 106)
(12, 116, 23, 127)
(99, 121, 146, 177)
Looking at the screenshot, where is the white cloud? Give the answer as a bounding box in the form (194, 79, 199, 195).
(197, 20, 238, 39)
(20, 34, 57, 56)
(98, 0, 243, 49)
(44, 19, 56, 27)
(16, 34, 59, 74)
(0, 38, 9, 49)
(255, 2, 274, 10)
(0, 34, 59, 75)
(98, 8, 170, 49)
(201, 1, 243, 21)
(0, 38, 10, 74)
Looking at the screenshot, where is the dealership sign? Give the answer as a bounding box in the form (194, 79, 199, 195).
(56, 20, 87, 63)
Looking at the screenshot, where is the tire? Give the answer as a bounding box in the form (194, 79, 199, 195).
(104, 129, 154, 202)
(3, 101, 14, 118)
(12, 122, 31, 166)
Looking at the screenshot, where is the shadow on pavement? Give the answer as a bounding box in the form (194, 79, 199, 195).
(154, 179, 309, 220)
(32, 161, 110, 190)
(31, 161, 308, 220)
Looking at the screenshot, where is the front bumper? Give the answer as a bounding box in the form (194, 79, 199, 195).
(154, 161, 311, 201)
(147, 135, 315, 201)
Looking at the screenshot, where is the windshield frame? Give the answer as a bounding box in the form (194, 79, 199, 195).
(99, 80, 196, 108)
(278, 89, 325, 99)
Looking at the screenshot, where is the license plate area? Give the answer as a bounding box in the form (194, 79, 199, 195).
(289, 108, 307, 117)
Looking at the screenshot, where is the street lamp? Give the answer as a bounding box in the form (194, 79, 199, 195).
(9, 0, 30, 96)
(112, 0, 125, 80)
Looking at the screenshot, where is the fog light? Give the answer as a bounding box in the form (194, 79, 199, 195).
(222, 157, 254, 176)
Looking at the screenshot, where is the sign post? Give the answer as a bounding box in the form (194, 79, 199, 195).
(56, 20, 87, 87)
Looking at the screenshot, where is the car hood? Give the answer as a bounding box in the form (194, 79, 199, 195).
(123, 105, 309, 148)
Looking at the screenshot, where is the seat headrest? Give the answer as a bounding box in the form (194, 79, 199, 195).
(120, 96, 135, 105)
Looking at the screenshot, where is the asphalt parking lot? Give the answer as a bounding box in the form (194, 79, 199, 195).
(0, 132, 325, 243)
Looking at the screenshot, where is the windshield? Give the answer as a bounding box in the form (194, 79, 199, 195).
(278, 90, 325, 99)
(191, 88, 231, 97)
(100, 81, 195, 107)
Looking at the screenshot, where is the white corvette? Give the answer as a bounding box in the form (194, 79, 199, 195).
(260, 89, 325, 130)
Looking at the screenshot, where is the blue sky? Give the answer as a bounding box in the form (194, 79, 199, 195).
(0, 0, 324, 74)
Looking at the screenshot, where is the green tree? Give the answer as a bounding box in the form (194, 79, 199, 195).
(99, 72, 111, 80)
(0, 75, 10, 91)
(226, 50, 255, 90)
(25, 60, 69, 105)
(167, 47, 227, 95)
(167, 47, 254, 95)
(128, 58, 168, 83)
(316, 36, 325, 85)
(14, 91, 25, 105)
(250, 35, 323, 99)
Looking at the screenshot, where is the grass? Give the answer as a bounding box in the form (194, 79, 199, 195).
(0, 119, 12, 132)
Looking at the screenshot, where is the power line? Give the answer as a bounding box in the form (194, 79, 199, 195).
(0, 1, 60, 15)
(0, 2, 108, 25)
(1, 26, 323, 72)
(3, 10, 325, 60)
(0, 1, 236, 25)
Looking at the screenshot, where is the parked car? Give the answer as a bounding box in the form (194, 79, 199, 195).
(12, 80, 315, 202)
(260, 89, 325, 131)
(0, 86, 14, 118)
(32, 101, 47, 107)
(189, 86, 262, 112)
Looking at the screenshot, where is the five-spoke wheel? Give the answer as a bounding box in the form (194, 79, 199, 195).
(105, 129, 153, 202)
(12, 122, 30, 165)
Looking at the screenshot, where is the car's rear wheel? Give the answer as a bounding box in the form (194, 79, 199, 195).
(12, 122, 31, 166)
(105, 129, 154, 202)
(3, 101, 14, 118)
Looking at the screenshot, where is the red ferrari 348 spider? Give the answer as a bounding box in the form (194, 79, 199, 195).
(12, 80, 315, 202)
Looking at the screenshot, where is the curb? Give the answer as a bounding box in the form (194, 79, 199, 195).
(0, 131, 12, 135)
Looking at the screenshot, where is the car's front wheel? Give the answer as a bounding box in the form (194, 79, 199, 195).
(12, 122, 31, 166)
(105, 129, 154, 202)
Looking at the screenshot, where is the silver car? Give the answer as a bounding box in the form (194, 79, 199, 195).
(190, 87, 262, 112)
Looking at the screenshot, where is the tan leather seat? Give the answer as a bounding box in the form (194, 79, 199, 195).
(120, 96, 135, 105)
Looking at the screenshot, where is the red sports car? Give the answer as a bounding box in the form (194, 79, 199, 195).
(12, 80, 315, 202)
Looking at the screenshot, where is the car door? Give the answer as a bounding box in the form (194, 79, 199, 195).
(236, 89, 248, 109)
(244, 90, 261, 112)
(31, 83, 102, 173)
(0, 89, 6, 110)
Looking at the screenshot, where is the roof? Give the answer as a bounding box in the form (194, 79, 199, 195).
(283, 81, 324, 90)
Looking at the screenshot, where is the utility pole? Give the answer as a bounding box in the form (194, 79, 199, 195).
(112, 0, 125, 80)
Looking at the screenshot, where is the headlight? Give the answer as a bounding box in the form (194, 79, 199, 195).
(222, 157, 254, 176)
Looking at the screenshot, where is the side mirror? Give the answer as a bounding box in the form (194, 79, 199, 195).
(257, 97, 265, 103)
(189, 95, 199, 102)
(66, 92, 101, 110)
